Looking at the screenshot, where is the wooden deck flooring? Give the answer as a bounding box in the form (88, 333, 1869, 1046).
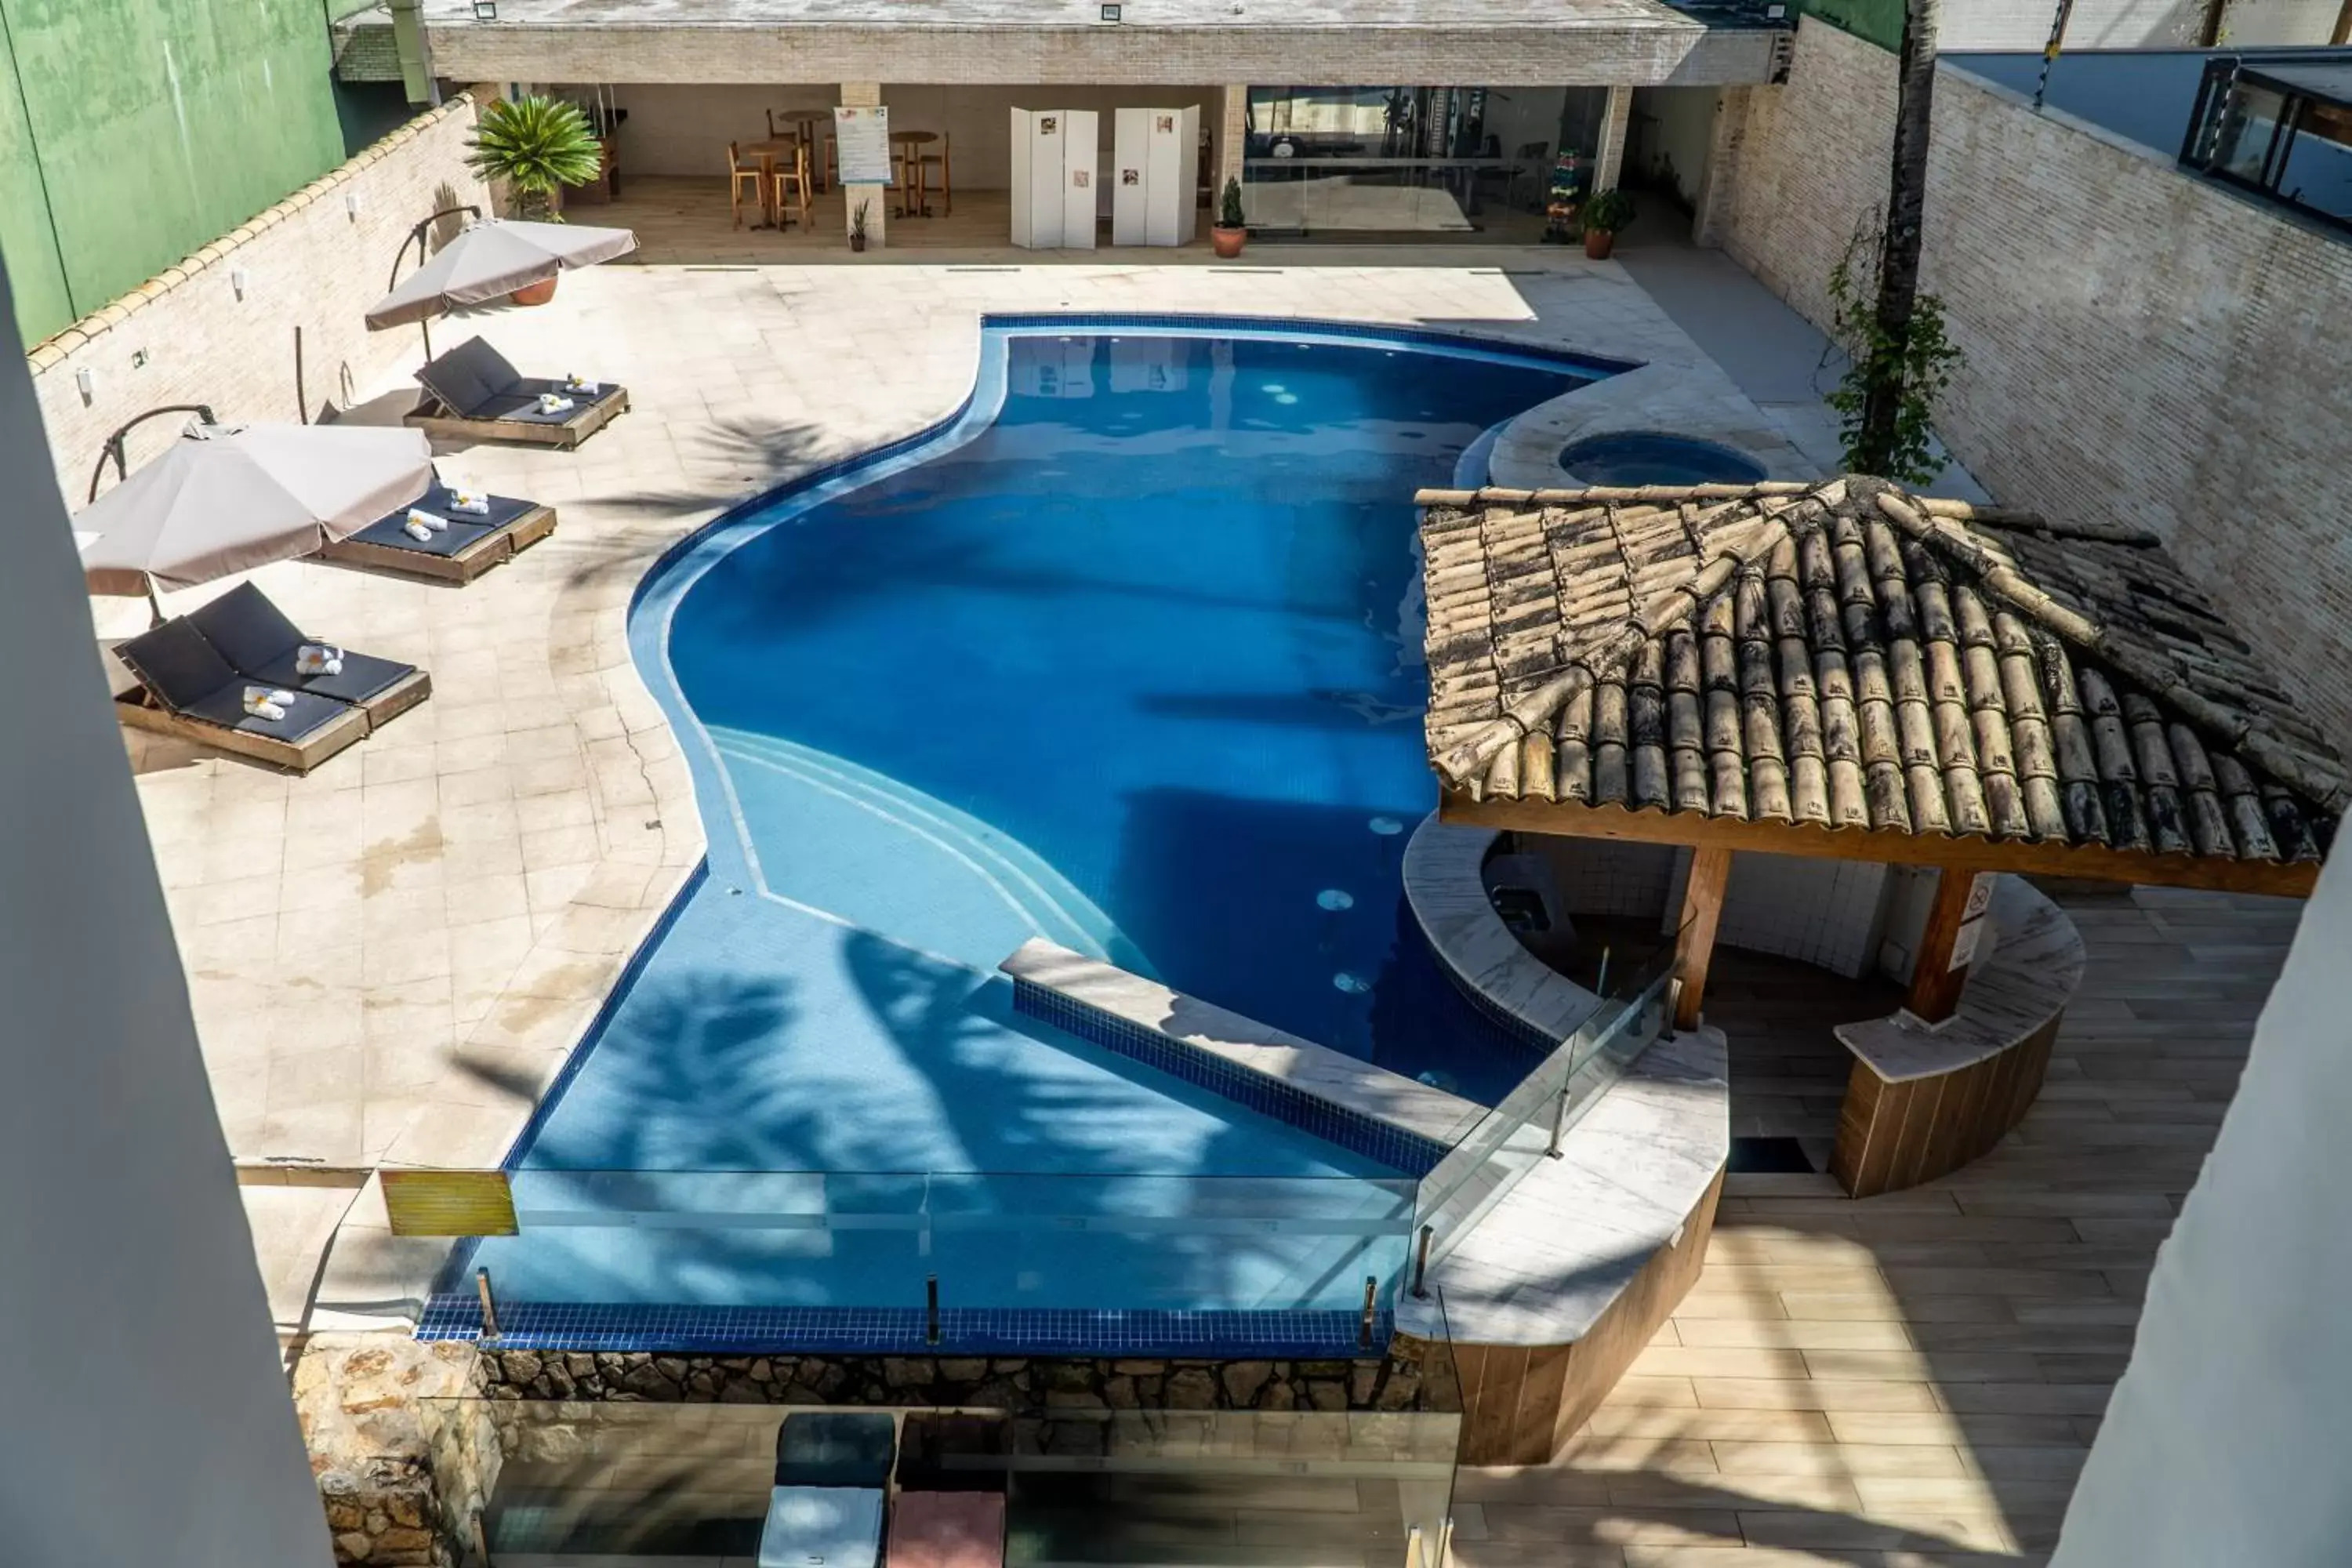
(1452, 884, 2302, 1566)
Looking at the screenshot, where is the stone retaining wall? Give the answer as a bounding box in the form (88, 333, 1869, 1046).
(474, 1343, 1450, 1414)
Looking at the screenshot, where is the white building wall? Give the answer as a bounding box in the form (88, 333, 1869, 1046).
(0, 256, 333, 1565)
(2051, 863, 2348, 1565)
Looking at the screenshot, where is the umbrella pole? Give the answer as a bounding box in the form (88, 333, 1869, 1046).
(144, 577, 165, 630)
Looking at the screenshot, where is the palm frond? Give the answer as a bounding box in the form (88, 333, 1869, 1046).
(466, 96, 604, 197)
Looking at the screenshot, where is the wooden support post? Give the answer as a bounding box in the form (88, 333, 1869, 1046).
(1907, 867, 1990, 1024)
(1673, 847, 1732, 1030)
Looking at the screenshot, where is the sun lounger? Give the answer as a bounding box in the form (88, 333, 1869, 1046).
(895, 1413, 1009, 1494)
(760, 1486, 887, 1568)
(406, 335, 628, 449)
(776, 1411, 898, 1490)
(757, 1414, 899, 1568)
(112, 617, 368, 773)
(184, 583, 431, 729)
(887, 1490, 1004, 1568)
(314, 478, 557, 584)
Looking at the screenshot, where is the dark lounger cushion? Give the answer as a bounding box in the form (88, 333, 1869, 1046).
(475, 379, 622, 426)
(775, 1411, 896, 1490)
(180, 683, 351, 744)
(344, 481, 537, 557)
(114, 617, 241, 713)
(416, 336, 524, 419)
(187, 582, 415, 706)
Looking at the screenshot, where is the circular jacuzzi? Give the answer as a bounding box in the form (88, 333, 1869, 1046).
(1559, 430, 1768, 487)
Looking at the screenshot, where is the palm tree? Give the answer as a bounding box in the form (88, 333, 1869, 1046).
(1853, 0, 1941, 475)
(466, 96, 603, 222)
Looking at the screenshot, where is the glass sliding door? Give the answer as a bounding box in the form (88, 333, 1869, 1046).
(1240, 85, 1594, 238)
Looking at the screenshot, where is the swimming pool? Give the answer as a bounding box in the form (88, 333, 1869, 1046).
(442, 321, 1621, 1348)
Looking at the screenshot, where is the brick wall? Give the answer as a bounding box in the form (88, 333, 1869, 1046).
(1723, 20, 2352, 746)
(27, 97, 489, 506)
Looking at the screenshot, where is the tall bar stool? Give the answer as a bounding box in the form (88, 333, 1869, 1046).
(727, 141, 768, 228)
(918, 132, 953, 218)
(774, 142, 813, 228)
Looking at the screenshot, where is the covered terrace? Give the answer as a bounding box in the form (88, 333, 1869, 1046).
(1416, 477, 2339, 1195)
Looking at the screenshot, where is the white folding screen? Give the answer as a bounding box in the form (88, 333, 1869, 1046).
(1061, 110, 1098, 251)
(1010, 107, 1099, 250)
(1111, 106, 1201, 247)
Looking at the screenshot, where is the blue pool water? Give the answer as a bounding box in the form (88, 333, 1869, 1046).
(1559, 430, 1766, 487)
(458, 323, 1612, 1335)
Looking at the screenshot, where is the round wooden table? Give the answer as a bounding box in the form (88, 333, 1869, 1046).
(890, 130, 940, 218)
(774, 107, 834, 191)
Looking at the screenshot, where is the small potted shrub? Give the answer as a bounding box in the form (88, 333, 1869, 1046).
(1581, 187, 1635, 261)
(850, 199, 871, 253)
(1211, 177, 1247, 260)
(466, 96, 601, 303)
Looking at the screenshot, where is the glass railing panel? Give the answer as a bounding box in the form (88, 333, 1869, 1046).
(421, 1396, 1464, 1568)
(1409, 924, 1685, 1262)
(436, 1169, 1418, 1318)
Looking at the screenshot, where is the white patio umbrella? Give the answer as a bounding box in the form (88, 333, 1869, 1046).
(78, 421, 434, 602)
(364, 217, 638, 330)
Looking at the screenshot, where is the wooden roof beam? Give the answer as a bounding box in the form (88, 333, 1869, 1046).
(1442, 792, 2320, 899)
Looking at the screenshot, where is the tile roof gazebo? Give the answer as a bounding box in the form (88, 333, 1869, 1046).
(1417, 476, 2338, 1193)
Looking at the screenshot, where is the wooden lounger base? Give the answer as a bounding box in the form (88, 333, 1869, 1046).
(114, 692, 372, 775)
(316, 506, 558, 584)
(405, 391, 629, 450)
(360, 668, 435, 729)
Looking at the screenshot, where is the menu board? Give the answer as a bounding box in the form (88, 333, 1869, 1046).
(833, 105, 894, 185)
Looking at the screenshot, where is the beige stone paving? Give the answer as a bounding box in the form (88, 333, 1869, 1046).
(118, 249, 1777, 1179)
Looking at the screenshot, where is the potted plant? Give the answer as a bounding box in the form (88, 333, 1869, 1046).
(850, 199, 871, 253)
(1210, 176, 1247, 260)
(1581, 187, 1635, 261)
(465, 95, 603, 303)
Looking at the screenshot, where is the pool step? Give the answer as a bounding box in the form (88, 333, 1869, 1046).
(1000, 939, 1479, 1178)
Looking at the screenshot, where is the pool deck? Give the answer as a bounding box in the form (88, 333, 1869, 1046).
(100, 241, 2302, 1552)
(125, 248, 1837, 1185)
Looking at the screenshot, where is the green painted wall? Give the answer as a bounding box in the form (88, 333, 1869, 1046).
(0, 0, 346, 345)
(1795, 0, 1906, 53)
(0, 15, 67, 343)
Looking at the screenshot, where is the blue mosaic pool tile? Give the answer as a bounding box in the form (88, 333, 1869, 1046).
(1010, 979, 1450, 1178)
(416, 1298, 1393, 1359)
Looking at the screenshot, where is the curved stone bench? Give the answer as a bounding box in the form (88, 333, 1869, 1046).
(1830, 875, 2085, 1198)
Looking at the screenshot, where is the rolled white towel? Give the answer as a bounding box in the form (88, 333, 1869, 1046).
(296, 644, 344, 677)
(242, 686, 292, 722)
(403, 517, 434, 543)
(536, 392, 575, 416)
(445, 487, 491, 516)
(563, 376, 601, 395)
(406, 508, 450, 534)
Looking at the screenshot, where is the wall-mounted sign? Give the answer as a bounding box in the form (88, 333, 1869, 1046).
(382, 1168, 518, 1236)
(833, 105, 894, 185)
(1947, 872, 1998, 972)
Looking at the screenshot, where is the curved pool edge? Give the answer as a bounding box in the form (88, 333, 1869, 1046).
(419, 316, 1649, 1341)
(622, 313, 1641, 950)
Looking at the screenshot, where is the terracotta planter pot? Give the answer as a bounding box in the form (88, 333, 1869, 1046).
(851, 235, 868, 253)
(1583, 229, 1617, 261)
(508, 276, 559, 307)
(1211, 225, 1247, 260)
